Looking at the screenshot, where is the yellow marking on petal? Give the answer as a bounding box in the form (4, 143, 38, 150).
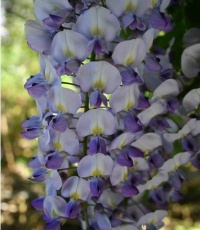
(93, 80, 105, 90)
(151, 0, 158, 7)
(125, 1, 135, 12)
(65, 49, 74, 58)
(91, 169, 102, 177)
(92, 126, 103, 135)
(125, 101, 134, 110)
(71, 192, 80, 200)
(125, 56, 134, 66)
(92, 27, 103, 37)
(56, 104, 65, 112)
(150, 218, 157, 225)
(143, 149, 149, 155)
(122, 171, 128, 181)
(45, 73, 50, 81)
(119, 139, 126, 150)
(172, 164, 179, 171)
(54, 142, 62, 151)
(52, 210, 58, 217)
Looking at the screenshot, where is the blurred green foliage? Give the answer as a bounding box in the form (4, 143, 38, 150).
(1, 0, 200, 230)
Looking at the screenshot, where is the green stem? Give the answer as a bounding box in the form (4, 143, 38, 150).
(57, 166, 77, 171)
(84, 203, 90, 229)
(83, 51, 96, 157)
(61, 82, 80, 87)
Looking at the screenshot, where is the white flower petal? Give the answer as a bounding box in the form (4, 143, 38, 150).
(76, 109, 116, 137)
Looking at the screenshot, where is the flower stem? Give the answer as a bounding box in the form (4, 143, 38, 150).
(61, 82, 80, 87)
(83, 51, 96, 156)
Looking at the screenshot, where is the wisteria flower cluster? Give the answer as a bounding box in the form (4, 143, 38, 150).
(22, 0, 200, 229)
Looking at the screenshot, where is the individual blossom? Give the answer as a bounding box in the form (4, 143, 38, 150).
(34, 0, 73, 32)
(76, 109, 116, 137)
(61, 176, 90, 218)
(181, 43, 200, 78)
(51, 30, 89, 75)
(73, 6, 120, 54)
(112, 38, 146, 67)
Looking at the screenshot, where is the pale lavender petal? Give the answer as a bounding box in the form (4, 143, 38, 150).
(34, 0, 72, 28)
(182, 88, 200, 113)
(131, 157, 150, 171)
(181, 44, 200, 78)
(110, 84, 140, 113)
(61, 176, 79, 198)
(112, 38, 146, 67)
(62, 176, 90, 201)
(76, 109, 116, 137)
(48, 86, 82, 114)
(106, 0, 139, 17)
(76, 61, 121, 94)
(44, 196, 67, 220)
(109, 132, 136, 151)
(77, 153, 114, 177)
(131, 133, 162, 153)
(152, 79, 179, 101)
(160, 152, 191, 172)
(51, 30, 89, 64)
(94, 203, 111, 230)
(73, 6, 120, 42)
(137, 210, 168, 227)
(110, 164, 128, 186)
(52, 129, 79, 155)
(137, 99, 167, 126)
(137, 171, 169, 193)
(25, 20, 52, 52)
(163, 119, 197, 143)
(49, 170, 62, 190)
(142, 28, 156, 52)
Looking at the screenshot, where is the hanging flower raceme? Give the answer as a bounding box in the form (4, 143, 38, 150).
(23, 1, 199, 229)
